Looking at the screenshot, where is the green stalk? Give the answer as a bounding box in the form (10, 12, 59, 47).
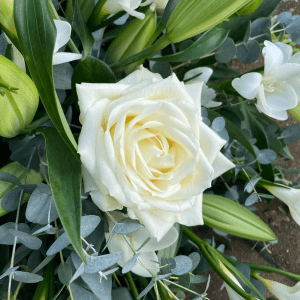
(222, 254, 300, 282)
(125, 272, 139, 299)
(110, 34, 170, 71)
(90, 11, 126, 32)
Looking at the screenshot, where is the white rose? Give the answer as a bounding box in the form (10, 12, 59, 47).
(77, 67, 234, 241)
(103, 0, 145, 19)
(232, 41, 300, 120)
(105, 211, 178, 277)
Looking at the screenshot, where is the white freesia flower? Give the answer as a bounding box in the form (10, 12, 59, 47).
(262, 183, 300, 226)
(52, 20, 82, 65)
(232, 41, 300, 120)
(183, 67, 221, 108)
(103, 0, 145, 19)
(256, 275, 300, 299)
(220, 262, 258, 300)
(105, 211, 178, 277)
(140, 0, 169, 9)
(77, 67, 234, 241)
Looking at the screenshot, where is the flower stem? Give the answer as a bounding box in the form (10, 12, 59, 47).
(125, 272, 139, 299)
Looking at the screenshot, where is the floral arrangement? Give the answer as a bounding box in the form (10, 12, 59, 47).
(0, 0, 300, 299)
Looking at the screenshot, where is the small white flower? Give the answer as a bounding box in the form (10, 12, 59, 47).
(53, 20, 82, 65)
(257, 275, 300, 300)
(232, 41, 300, 120)
(184, 67, 221, 108)
(105, 211, 178, 277)
(103, 0, 145, 19)
(262, 183, 300, 226)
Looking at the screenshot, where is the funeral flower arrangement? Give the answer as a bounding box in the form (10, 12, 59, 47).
(0, 0, 300, 299)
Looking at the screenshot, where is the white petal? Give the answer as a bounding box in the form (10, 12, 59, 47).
(119, 66, 162, 84)
(53, 20, 71, 53)
(211, 152, 235, 179)
(256, 85, 273, 116)
(128, 208, 175, 241)
(262, 41, 284, 75)
(76, 83, 128, 122)
(264, 82, 298, 111)
(52, 52, 82, 65)
(287, 50, 300, 64)
(199, 121, 227, 164)
(184, 82, 202, 113)
(232, 73, 262, 99)
(269, 63, 300, 81)
(274, 42, 293, 64)
(201, 85, 217, 107)
(184, 67, 213, 84)
(132, 252, 159, 277)
(90, 189, 123, 211)
(289, 78, 300, 98)
(120, 4, 145, 19)
(132, 226, 179, 252)
(267, 110, 288, 121)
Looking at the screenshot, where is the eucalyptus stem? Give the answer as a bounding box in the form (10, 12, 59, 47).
(125, 272, 139, 299)
(7, 147, 36, 300)
(48, 0, 81, 56)
(12, 282, 22, 300)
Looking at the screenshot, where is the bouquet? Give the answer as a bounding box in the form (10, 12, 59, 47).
(0, 0, 300, 299)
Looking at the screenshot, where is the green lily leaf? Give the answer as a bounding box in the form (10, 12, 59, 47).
(14, 0, 78, 158)
(38, 127, 85, 264)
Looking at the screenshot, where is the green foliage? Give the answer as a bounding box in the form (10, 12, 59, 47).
(14, 0, 78, 158)
(38, 127, 85, 263)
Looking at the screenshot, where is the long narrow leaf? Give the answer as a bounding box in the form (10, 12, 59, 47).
(38, 127, 86, 263)
(14, 0, 78, 158)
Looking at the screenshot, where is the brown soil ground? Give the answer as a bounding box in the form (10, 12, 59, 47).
(195, 1, 300, 299)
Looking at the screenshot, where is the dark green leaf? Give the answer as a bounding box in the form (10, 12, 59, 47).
(14, 0, 78, 158)
(152, 62, 172, 79)
(210, 65, 242, 79)
(72, 0, 94, 58)
(243, 21, 251, 43)
(160, 0, 181, 28)
(38, 127, 85, 263)
(150, 25, 230, 62)
(71, 55, 116, 106)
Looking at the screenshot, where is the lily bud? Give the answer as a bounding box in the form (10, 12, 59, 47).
(261, 183, 300, 226)
(106, 9, 156, 73)
(0, 0, 19, 48)
(165, 0, 251, 43)
(237, 0, 264, 16)
(203, 194, 276, 241)
(256, 274, 300, 300)
(0, 162, 43, 217)
(0, 54, 39, 138)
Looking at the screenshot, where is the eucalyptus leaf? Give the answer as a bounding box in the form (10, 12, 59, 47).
(84, 252, 123, 273)
(46, 215, 100, 256)
(250, 17, 271, 43)
(188, 252, 201, 271)
(236, 40, 260, 64)
(112, 288, 134, 300)
(26, 183, 59, 225)
(257, 149, 276, 165)
(244, 177, 262, 193)
(211, 117, 226, 131)
(291, 32, 300, 44)
(53, 63, 73, 90)
(12, 271, 43, 283)
(276, 11, 292, 24)
(27, 251, 42, 272)
(1, 186, 22, 212)
(122, 253, 140, 274)
(281, 124, 300, 144)
(171, 255, 193, 275)
(286, 16, 300, 34)
(8, 229, 42, 250)
(137, 279, 155, 299)
(58, 263, 73, 285)
(70, 283, 99, 300)
(250, 278, 266, 297)
(0, 173, 21, 186)
(245, 193, 259, 206)
(114, 218, 144, 235)
(215, 37, 236, 63)
(152, 62, 172, 79)
(0, 267, 19, 280)
(0, 223, 30, 245)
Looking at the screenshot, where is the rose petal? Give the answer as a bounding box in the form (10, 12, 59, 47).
(211, 153, 235, 179)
